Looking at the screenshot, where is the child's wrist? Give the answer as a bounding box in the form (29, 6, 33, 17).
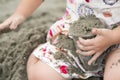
(13, 12, 26, 19)
(110, 27, 120, 45)
(13, 13, 26, 21)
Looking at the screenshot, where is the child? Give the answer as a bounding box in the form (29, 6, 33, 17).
(0, 0, 120, 80)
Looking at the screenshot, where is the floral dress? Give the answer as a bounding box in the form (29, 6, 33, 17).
(32, 0, 120, 79)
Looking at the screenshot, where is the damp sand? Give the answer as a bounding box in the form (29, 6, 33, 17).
(0, 0, 65, 80)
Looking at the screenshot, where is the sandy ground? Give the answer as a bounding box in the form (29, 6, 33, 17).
(0, 0, 65, 80)
(0, 0, 102, 80)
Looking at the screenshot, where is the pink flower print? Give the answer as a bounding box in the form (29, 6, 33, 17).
(65, 10, 71, 20)
(60, 65, 68, 74)
(85, 0, 90, 2)
(103, 11, 112, 17)
(49, 29, 53, 37)
(69, 0, 74, 4)
(42, 48, 47, 55)
(65, 10, 69, 17)
(58, 17, 63, 20)
(42, 48, 47, 52)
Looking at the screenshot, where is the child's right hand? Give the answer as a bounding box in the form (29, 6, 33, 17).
(0, 14, 25, 30)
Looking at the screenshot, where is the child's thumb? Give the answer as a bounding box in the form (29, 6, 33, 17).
(92, 28, 104, 36)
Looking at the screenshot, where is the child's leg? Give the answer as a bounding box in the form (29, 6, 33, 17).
(27, 54, 67, 80)
(104, 48, 120, 80)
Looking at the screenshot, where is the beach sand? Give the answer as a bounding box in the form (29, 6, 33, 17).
(0, 0, 65, 80)
(0, 0, 102, 80)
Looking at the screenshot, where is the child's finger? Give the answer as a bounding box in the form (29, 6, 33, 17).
(92, 28, 102, 35)
(0, 21, 11, 30)
(92, 28, 110, 36)
(76, 50, 95, 56)
(9, 21, 18, 30)
(77, 41, 94, 51)
(88, 51, 102, 65)
(78, 37, 94, 46)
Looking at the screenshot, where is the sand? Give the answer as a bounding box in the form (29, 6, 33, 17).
(0, 0, 102, 80)
(0, 0, 65, 80)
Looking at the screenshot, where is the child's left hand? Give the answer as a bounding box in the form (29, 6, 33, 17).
(76, 28, 115, 65)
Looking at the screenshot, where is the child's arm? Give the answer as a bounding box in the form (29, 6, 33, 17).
(0, 0, 44, 30)
(15, 0, 44, 18)
(111, 26, 120, 44)
(77, 26, 120, 65)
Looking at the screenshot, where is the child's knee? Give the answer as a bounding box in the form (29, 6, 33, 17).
(27, 54, 40, 78)
(27, 61, 42, 80)
(27, 65, 36, 80)
(27, 54, 39, 67)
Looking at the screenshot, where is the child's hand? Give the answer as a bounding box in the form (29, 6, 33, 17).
(76, 28, 114, 65)
(0, 14, 25, 30)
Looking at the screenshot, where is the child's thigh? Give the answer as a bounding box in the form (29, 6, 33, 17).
(104, 48, 120, 80)
(27, 54, 67, 80)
